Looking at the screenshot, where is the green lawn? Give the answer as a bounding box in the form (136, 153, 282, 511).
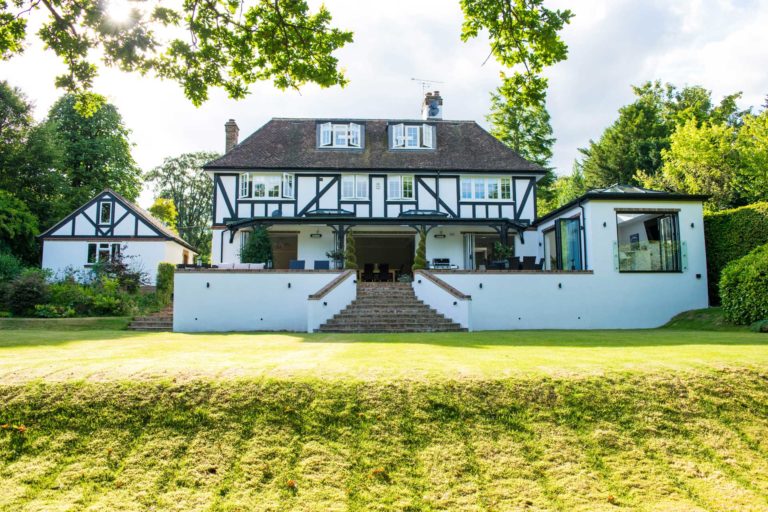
(1, 315, 768, 511)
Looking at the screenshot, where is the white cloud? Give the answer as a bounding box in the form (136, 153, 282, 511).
(1, 0, 767, 206)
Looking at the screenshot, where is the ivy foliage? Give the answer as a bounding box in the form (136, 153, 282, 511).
(0, 0, 352, 108)
(343, 233, 357, 270)
(704, 202, 768, 304)
(720, 243, 768, 325)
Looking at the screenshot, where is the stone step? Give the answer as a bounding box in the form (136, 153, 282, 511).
(319, 326, 467, 333)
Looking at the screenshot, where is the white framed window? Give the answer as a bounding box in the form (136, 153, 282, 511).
(239, 173, 250, 198)
(98, 202, 112, 225)
(341, 175, 369, 200)
(391, 123, 435, 149)
(282, 173, 294, 199)
(319, 122, 362, 148)
(87, 242, 120, 264)
(387, 175, 414, 200)
(239, 231, 250, 252)
(460, 177, 513, 201)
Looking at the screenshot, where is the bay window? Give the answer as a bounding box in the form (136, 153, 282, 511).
(319, 122, 362, 148)
(341, 175, 369, 200)
(239, 173, 295, 199)
(616, 211, 681, 272)
(460, 177, 512, 201)
(387, 175, 414, 200)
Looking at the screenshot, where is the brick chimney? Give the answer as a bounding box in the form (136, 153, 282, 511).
(421, 91, 443, 120)
(225, 119, 239, 153)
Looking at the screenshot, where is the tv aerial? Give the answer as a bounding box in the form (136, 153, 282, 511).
(411, 77, 444, 94)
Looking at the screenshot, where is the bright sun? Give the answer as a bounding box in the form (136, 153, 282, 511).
(106, 0, 135, 24)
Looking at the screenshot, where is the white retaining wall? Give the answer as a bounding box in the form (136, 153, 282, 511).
(307, 271, 357, 332)
(173, 271, 343, 332)
(412, 273, 471, 329)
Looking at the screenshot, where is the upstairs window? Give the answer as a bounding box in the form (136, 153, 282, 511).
(98, 202, 112, 224)
(319, 122, 362, 148)
(391, 123, 435, 149)
(460, 177, 512, 201)
(341, 175, 369, 200)
(387, 175, 414, 200)
(239, 172, 295, 199)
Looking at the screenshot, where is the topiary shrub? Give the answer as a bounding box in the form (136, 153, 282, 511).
(344, 233, 357, 269)
(6, 270, 50, 316)
(412, 230, 427, 271)
(704, 202, 768, 304)
(240, 227, 273, 264)
(720, 243, 768, 325)
(156, 263, 175, 304)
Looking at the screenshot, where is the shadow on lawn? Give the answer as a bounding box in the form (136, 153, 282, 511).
(299, 329, 766, 348)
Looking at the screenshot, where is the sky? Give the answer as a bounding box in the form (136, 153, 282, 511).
(1, 0, 767, 207)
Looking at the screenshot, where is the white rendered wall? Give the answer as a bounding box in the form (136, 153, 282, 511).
(425, 228, 464, 267)
(297, 226, 337, 268)
(42, 239, 188, 284)
(307, 271, 357, 332)
(412, 273, 471, 329)
(174, 271, 342, 332)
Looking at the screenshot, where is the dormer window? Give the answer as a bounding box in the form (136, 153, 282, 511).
(318, 122, 363, 148)
(390, 123, 434, 149)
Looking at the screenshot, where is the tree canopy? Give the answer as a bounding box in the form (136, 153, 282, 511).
(148, 198, 179, 233)
(145, 152, 218, 259)
(0, 0, 353, 110)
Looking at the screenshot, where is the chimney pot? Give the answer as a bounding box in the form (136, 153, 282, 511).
(225, 119, 239, 153)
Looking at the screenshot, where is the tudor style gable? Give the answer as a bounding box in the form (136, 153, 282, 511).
(40, 189, 196, 251)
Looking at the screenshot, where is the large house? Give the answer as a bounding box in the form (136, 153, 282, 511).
(173, 93, 709, 332)
(41, 189, 197, 285)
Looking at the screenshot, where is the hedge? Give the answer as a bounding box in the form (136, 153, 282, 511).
(704, 202, 768, 304)
(720, 243, 768, 325)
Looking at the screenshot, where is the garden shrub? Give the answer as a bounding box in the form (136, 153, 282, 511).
(48, 281, 95, 315)
(0, 252, 23, 283)
(344, 233, 357, 269)
(156, 263, 174, 303)
(720, 243, 768, 325)
(704, 202, 768, 303)
(6, 270, 50, 316)
(34, 304, 76, 318)
(240, 227, 272, 264)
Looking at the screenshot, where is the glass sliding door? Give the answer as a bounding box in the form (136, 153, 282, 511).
(616, 211, 681, 272)
(554, 218, 583, 270)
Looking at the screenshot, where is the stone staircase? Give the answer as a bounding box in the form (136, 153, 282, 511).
(317, 282, 466, 333)
(128, 305, 173, 331)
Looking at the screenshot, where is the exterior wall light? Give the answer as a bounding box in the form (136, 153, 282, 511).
(434, 233, 446, 239)
(690, 222, 695, 228)
(479, 283, 483, 289)
(603, 221, 607, 227)
(287, 282, 291, 288)
(453, 301, 457, 306)
(206, 282, 210, 288)
(558, 283, 562, 289)
(310, 231, 322, 238)
(323, 301, 328, 306)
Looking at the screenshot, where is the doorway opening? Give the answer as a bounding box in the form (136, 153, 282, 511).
(353, 233, 415, 280)
(269, 232, 298, 269)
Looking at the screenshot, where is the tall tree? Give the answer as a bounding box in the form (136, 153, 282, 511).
(45, 94, 142, 209)
(460, 0, 572, 210)
(0, 190, 38, 262)
(579, 81, 745, 189)
(0, 0, 352, 111)
(734, 110, 768, 204)
(148, 198, 179, 233)
(145, 152, 218, 259)
(638, 120, 740, 211)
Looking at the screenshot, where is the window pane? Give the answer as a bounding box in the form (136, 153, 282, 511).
(87, 243, 96, 263)
(253, 178, 265, 197)
(100, 203, 111, 224)
(501, 178, 511, 199)
(474, 179, 486, 199)
(405, 126, 419, 147)
(392, 124, 405, 148)
(461, 179, 472, 199)
(487, 180, 499, 199)
(282, 173, 294, 199)
(422, 124, 433, 148)
(333, 125, 347, 146)
(616, 212, 680, 272)
(402, 176, 414, 199)
(543, 230, 556, 270)
(558, 218, 582, 271)
(349, 123, 361, 147)
(320, 122, 332, 146)
(388, 177, 401, 199)
(342, 176, 354, 199)
(111, 244, 120, 260)
(356, 176, 368, 198)
(267, 176, 280, 197)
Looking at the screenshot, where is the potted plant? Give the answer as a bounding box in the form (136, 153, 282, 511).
(325, 249, 345, 269)
(492, 241, 513, 269)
